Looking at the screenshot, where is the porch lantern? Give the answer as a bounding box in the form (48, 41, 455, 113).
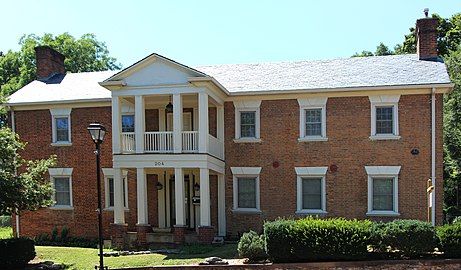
(156, 181, 163, 190)
(87, 122, 107, 270)
(194, 182, 200, 191)
(165, 95, 173, 113)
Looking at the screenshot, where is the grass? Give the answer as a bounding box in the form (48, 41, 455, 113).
(0, 226, 13, 239)
(36, 243, 237, 269)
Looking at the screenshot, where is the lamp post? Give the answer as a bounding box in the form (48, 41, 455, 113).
(87, 123, 107, 270)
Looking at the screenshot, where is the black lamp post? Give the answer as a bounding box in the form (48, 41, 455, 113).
(87, 123, 107, 270)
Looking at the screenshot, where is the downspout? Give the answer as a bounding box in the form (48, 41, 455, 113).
(431, 88, 436, 226)
(10, 107, 20, 237)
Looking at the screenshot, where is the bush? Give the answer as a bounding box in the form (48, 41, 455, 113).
(0, 237, 35, 269)
(370, 220, 437, 257)
(34, 227, 97, 248)
(264, 217, 372, 262)
(237, 230, 267, 262)
(437, 222, 461, 258)
(452, 216, 461, 224)
(0, 216, 11, 227)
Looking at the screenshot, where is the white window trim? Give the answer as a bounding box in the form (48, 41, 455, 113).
(102, 168, 129, 210)
(365, 166, 401, 216)
(297, 97, 328, 142)
(231, 167, 262, 213)
(50, 108, 72, 146)
(233, 100, 262, 143)
(369, 95, 400, 140)
(295, 167, 328, 215)
(48, 168, 73, 210)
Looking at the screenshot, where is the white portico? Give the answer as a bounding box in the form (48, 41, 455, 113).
(100, 53, 227, 244)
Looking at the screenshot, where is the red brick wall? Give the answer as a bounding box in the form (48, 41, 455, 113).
(224, 94, 443, 237)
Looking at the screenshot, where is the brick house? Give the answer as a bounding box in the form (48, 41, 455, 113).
(6, 16, 453, 247)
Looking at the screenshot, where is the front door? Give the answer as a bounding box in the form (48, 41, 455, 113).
(169, 174, 191, 228)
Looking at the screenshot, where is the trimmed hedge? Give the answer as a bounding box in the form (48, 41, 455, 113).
(237, 230, 267, 262)
(0, 237, 35, 269)
(437, 222, 461, 258)
(370, 220, 437, 257)
(264, 217, 372, 262)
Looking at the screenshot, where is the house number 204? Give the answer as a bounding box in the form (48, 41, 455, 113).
(154, 162, 164, 166)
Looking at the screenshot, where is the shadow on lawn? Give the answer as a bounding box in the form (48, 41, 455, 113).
(163, 243, 238, 261)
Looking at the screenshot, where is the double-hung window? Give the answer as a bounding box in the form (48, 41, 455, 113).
(365, 166, 401, 216)
(231, 167, 261, 212)
(298, 97, 327, 141)
(48, 168, 73, 209)
(121, 114, 135, 133)
(369, 95, 400, 140)
(233, 101, 261, 142)
(50, 108, 72, 146)
(102, 168, 129, 210)
(295, 167, 328, 214)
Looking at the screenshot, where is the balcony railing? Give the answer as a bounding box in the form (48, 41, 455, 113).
(121, 132, 135, 153)
(182, 131, 198, 153)
(208, 134, 224, 160)
(145, 131, 173, 153)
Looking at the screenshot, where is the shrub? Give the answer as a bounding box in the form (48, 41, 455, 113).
(0, 237, 35, 269)
(437, 222, 461, 258)
(0, 216, 11, 227)
(34, 227, 97, 248)
(453, 216, 461, 224)
(370, 220, 437, 257)
(50, 226, 58, 241)
(61, 226, 69, 242)
(237, 230, 267, 262)
(264, 217, 372, 262)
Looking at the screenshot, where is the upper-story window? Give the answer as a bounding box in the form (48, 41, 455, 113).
(48, 168, 73, 210)
(122, 114, 135, 133)
(365, 166, 401, 216)
(369, 95, 400, 140)
(233, 101, 261, 143)
(298, 97, 327, 141)
(295, 167, 328, 215)
(50, 108, 72, 146)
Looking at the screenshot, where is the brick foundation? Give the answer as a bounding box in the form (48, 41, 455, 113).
(173, 225, 186, 244)
(198, 226, 215, 244)
(136, 224, 152, 247)
(111, 223, 128, 249)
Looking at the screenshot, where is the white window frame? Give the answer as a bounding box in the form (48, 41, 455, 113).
(48, 168, 73, 210)
(102, 168, 129, 210)
(295, 167, 328, 214)
(50, 108, 72, 146)
(365, 166, 401, 216)
(369, 95, 400, 140)
(231, 167, 262, 213)
(297, 97, 328, 142)
(233, 100, 261, 143)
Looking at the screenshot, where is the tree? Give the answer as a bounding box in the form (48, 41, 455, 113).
(352, 42, 394, 57)
(0, 33, 121, 96)
(0, 127, 56, 215)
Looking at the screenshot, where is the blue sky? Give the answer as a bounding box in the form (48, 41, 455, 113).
(1, 1, 458, 68)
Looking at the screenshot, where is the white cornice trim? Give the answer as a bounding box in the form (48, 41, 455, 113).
(231, 167, 262, 175)
(50, 108, 72, 116)
(233, 100, 262, 109)
(297, 97, 328, 107)
(368, 95, 401, 103)
(365, 166, 401, 176)
(49, 168, 73, 176)
(295, 167, 328, 176)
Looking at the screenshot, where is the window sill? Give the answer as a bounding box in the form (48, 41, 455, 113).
(49, 206, 74, 210)
(103, 207, 130, 212)
(298, 137, 328, 142)
(51, 142, 73, 147)
(233, 138, 262, 143)
(295, 210, 328, 215)
(232, 208, 262, 214)
(369, 135, 401, 141)
(366, 211, 400, 217)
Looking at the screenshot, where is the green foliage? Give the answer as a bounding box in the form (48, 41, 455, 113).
(237, 230, 267, 262)
(370, 220, 437, 257)
(437, 222, 461, 257)
(50, 226, 58, 241)
(264, 217, 372, 262)
(0, 237, 35, 269)
(453, 216, 461, 224)
(0, 127, 56, 216)
(35, 226, 97, 248)
(0, 216, 11, 227)
(352, 42, 394, 57)
(61, 226, 69, 242)
(0, 32, 121, 97)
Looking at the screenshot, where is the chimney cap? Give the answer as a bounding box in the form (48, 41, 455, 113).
(424, 8, 429, 18)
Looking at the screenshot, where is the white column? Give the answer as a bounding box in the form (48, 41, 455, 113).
(136, 168, 148, 225)
(114, 168, 125, 224)
(135, 95, 145, 153)
(173, 94, 183, 153)
(217, 174, 226, 236)
(200, 168, 211, 227)
(198, 92, 209, 153)
(112, 97, 122, 154)
(217, 105, 225, 159)
(174, 168, 186, 226)
(157, 173, 166, 228)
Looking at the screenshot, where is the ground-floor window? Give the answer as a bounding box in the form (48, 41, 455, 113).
(48, 168, 73, 209)
(295, 167, 328, 214)
(365, 166, 401, 216)
(231, 167, 261, 213)
(102, 168, 129, 210)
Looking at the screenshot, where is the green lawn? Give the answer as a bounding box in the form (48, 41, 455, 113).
(0, 226, 13, 239)
(36, 244, 237, 269)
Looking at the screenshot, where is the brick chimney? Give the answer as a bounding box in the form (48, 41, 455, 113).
(35, 46, 65, 80)
(415, 10, 438, 61)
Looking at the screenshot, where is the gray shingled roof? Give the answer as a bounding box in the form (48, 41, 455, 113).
(7, 54, 451, 105)
(196, 54, 451, 93)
